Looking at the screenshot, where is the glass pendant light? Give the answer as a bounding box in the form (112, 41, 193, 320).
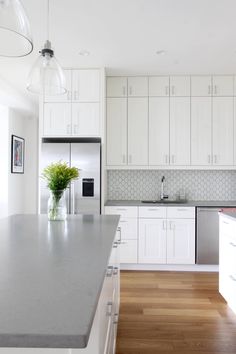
(0, 0, 33, 57)
(27, 0, 66, 95)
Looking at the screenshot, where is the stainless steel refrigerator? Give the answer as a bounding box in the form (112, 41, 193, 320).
(40, 138, 101, 215)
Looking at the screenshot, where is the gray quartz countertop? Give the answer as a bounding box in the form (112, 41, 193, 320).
(0, 214, 120, 349)
(105, 200, 236, 207)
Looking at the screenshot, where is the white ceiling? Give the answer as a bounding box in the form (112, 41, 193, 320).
(1, 0, 236, 107)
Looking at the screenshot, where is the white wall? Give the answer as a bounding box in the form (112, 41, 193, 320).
(0, 105, 9, 218)
(8, 109, 38, 216)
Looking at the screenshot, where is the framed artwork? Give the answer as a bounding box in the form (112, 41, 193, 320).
(11, 135, 25, 174)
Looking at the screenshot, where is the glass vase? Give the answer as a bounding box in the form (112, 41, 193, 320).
(47, 190, 67, 221)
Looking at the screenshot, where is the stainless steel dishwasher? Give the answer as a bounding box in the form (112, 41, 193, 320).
(196, 207, 222, 264)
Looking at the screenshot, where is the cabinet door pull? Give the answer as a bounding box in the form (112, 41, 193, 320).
(177, 208, 188, 211)
(67, 91, 71, 101)
(214, 85, 217, 95)
(113, 313, 119, 324)
(117, 226, 121, 243)
(208, 85, 211, 95)
(116, 208, 127, 211)
(229, 242, 236, 248)
(129, 86, 132, 95)
(119, 220, 127, 223)
(106, 302, 113, 316)
(113, 267, 119, 276)
(148, 208, 159, 211)
(106, 266, 113, 277)
(222, 221, 229, 225)
(122, 86, 126, 96)
(171, 86, 175, 95)
(165, 86, 169, 96)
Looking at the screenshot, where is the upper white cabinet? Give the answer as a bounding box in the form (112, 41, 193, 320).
(43, 103, 71, 136)
(191, 76, 212, 96)
(149, 76, 169, 96)
(44, 69, 72, 102)
(212, 76, 234, 96)
(212, 97, 234, 165)
(72, 69, 100, 102)
(128, 77, 148, 97)
(107, 77, 127, 97)
(170, 76, 190, 96)
(43, 69, 101, 137)
(106, 98, 127, 166)
(170, 98, 191, 165)
(191, 97, 212, 165)
(128, 98, 148, 165)
(149, 97, 169, 165)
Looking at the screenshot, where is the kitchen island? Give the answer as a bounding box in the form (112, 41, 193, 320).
(0, 214, 120, 353)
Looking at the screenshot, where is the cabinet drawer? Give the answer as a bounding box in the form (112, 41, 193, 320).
(119, 218, 137, 240)
(139, 206, 166, 218)
(167, 207, 195, 219)
(105, 206, 138, 218)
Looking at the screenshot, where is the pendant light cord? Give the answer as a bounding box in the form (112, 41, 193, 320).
(47, 0, 50, 41)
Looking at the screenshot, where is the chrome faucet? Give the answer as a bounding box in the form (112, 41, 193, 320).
(160, 176, 169, 200)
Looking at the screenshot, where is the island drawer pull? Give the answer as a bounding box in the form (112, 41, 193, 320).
(229, 275, 236, 282)
(113, 313, 119, 324)
(113, 267, 119, 275)
(106, 301, 113, 316)
(229, 242, 236, 248)
(106, 266, 113, 277)
(113, 242, 119, 248)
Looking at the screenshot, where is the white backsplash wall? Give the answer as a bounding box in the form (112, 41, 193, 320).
(107, 170, 236, 201)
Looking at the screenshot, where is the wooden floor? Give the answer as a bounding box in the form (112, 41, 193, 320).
(116, 271, 236, 354)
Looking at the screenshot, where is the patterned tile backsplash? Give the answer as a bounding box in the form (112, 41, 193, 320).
(107, 170, 236, 201)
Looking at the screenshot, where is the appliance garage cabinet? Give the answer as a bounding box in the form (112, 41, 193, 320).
(106, 75, 236, 169)
(105, 206, 195, 266)
(42, 69, 102, 137)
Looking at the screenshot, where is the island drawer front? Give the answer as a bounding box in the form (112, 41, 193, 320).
(139, 206, 167, 218)
(167, 207, 195, 219)
(119, 218, 138, 240)
(105, 206, 138, 218)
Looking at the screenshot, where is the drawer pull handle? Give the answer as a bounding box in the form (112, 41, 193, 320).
(229, 242, 236, 248)
(113, 267, 119, 275)
(113, 313, 119, 324)
(176, 209, 188, 211)
(116, 208, 127, 211)
(106, 301, 113, 316)
(106, 266, 113, 277)
(229, 275, 236, 282)
(119, 220, 128, 223)
(148, 208, 159, 211)
(223, 221, 229, 225)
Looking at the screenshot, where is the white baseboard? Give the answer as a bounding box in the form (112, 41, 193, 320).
(120, 264, 219, 272)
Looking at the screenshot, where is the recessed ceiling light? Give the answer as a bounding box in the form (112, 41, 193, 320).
(156, 50, 166, 56)
(78, 50, 90, 56)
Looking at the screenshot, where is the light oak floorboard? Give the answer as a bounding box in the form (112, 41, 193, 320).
(116, 271, 236, 354)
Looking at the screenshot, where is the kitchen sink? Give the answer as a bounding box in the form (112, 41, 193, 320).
(141, 199, 188, 204)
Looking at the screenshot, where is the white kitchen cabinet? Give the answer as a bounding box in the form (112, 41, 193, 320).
(149, 97, 169, 165)
(219, 214, 236, 314)
(234, 98, 236, 165)
(128, 98, 148, 165)
(170, 98, 191, 165)
(167, 219, 195, 264)
(212, 76, 234, 96)
(107, 77, 127, 97)
(212, 97, 234, 165)
(105, 207, 138, 265)
(72, 103, 100, 136)
(139, 219, 167, 264)
(72, 69, 100, 102)
(170, 76, 190, 96)
(191, 97, 212, 165)
(191, 76, 212, 96)
(43, 103, 71, 136)
(106, 98, 127, 166)
(128, 77, 148, 97)
(149, 76, 170, 96)
(44, 69, 72, 102)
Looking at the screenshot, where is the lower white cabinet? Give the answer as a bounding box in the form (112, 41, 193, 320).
(105, 206, 195, 266)
(105, 207, 138, 265)
(139, 219, 166, 263)
(219, 214, 236, 314)
(166, 219, 195, 264)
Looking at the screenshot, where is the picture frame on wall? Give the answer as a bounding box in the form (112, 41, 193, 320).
(11, 135, 25, 174)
